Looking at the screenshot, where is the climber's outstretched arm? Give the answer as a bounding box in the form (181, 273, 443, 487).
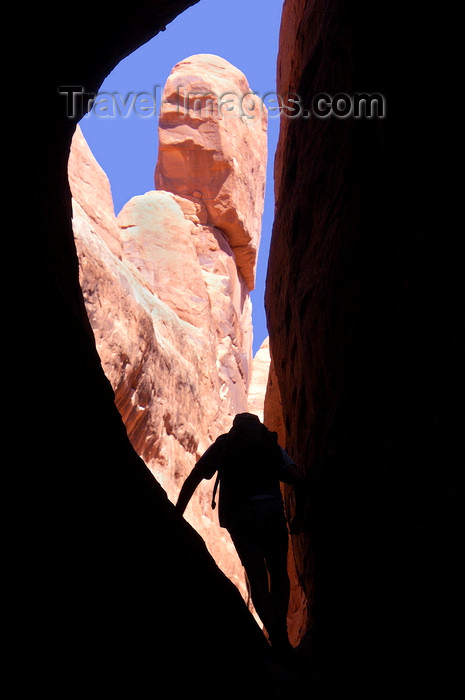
(176, 438, 225, 515)
(175, 463, 206, 515)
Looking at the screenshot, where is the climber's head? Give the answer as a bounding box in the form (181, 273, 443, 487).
(233, 412, 260, 427)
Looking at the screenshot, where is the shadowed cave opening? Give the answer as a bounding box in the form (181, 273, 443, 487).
(40, 0, 460, 696)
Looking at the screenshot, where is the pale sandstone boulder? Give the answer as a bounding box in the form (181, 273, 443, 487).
(155, 53, 268, 291)
(117, 190, 212, 329)
(248, 337, 271, 422)
(117, 189, 253, 414)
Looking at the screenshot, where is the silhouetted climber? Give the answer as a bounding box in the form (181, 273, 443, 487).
(176, 412, 305, 655)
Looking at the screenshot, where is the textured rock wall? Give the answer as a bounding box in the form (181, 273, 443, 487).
(265, 0, 462, 696)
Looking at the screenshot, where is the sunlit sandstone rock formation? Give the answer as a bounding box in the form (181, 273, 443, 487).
(68, 54, 267, 606)
(247, 337, 271, 421)
(155, 53, 267, 291)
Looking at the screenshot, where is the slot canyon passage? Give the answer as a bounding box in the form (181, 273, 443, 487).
(14, 1, 462, 699)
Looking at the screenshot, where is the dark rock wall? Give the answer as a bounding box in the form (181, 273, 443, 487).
(266, 0, 462, 696)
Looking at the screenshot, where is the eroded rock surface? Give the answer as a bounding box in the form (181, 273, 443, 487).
(155, 53, 268, 291)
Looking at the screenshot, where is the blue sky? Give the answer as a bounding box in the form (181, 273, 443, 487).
(80, 0, 284, 354)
